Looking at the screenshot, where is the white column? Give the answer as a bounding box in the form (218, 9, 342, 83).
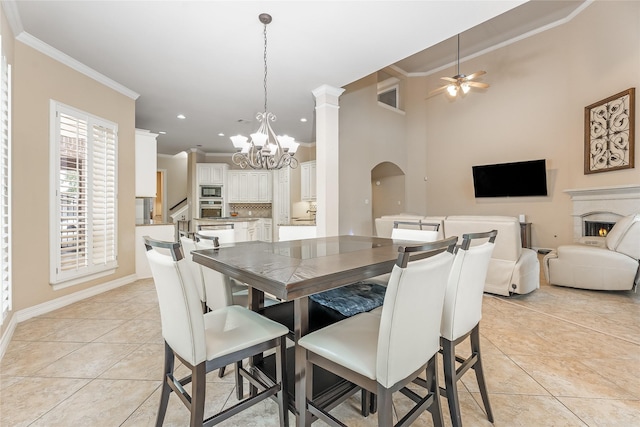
(312, 85, 345, 237)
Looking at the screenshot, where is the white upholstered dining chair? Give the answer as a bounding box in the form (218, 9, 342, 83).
(144, 236, 289, 426)
(298, 236, 458, 427)
(438, 230, 497, 427)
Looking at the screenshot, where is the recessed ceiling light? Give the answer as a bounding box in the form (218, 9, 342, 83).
(177, 114, 186, 119)
(158, 131, 167, 135)
(218, 133, 225, 137)
(300, 118, 307, 122)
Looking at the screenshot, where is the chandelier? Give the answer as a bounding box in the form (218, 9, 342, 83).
(231, 13, 299, 170)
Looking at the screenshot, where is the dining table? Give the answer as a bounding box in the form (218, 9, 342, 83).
(192, 235, 407, 426)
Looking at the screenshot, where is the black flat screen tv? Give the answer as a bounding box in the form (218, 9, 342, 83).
(472, 159, 548, 198)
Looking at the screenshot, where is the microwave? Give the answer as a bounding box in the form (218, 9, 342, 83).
(201, 185, 222, 199)
(200, 199, 224, 218)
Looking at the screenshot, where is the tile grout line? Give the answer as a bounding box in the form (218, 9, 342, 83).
(486, 294, 640, 347)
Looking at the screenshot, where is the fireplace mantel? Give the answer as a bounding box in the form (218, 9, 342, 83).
(564, 184, 640, 241)
(564, 184, 640, 200)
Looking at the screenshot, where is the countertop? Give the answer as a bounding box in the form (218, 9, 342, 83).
(194, 217, 261, 222)
(278, 219, 316, 226)
(135, 222, 175, 227)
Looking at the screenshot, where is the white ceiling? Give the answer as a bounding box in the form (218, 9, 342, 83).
(6, 0, 587, 155)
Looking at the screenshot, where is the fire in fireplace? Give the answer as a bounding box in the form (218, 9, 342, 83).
(584, 221, 615, 237)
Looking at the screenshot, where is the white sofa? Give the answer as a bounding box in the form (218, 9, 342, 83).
(374, 214, 540, 296)
(543, 213, 640, 291)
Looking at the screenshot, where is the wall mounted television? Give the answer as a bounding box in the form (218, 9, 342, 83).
(472, 159, 548, 198)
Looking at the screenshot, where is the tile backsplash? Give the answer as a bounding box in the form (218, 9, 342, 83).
(229, 203, 272, 218)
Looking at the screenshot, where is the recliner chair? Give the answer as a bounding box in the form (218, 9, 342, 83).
(544, 213, 640, 291)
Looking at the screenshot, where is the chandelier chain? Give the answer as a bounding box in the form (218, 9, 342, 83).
(263, 22, 268, 113)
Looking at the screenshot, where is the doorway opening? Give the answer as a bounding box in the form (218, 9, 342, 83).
(371, 162, 405, 233)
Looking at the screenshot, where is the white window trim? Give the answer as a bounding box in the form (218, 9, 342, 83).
(377, 77, 404, 114)
(1, 51, 11, 324)
(49, 101, 118, 287)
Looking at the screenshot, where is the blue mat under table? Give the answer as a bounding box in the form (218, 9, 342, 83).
(309, 282, 386, 317)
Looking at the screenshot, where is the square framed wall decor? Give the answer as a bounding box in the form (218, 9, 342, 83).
(584, 87, 635, 174)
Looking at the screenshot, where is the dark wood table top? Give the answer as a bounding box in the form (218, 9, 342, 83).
(192, 235, 402, 300)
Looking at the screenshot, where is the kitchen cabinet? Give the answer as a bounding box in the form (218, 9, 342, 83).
(228, 170, 272, 203)
(197, 163, 228, 185)
(256, 218, 273, 242)
(301, 160, 316, 201)
(135, 129, 158, 197)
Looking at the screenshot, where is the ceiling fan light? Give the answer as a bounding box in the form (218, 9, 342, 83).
(446, 85, 458, 96)
(461, 82, 471, 94)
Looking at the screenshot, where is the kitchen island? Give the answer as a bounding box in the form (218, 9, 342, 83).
(278, 219, 317, 241)
(194, 217, 272, 242)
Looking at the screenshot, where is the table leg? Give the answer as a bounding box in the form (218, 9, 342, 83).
(294, 297, 310, 427)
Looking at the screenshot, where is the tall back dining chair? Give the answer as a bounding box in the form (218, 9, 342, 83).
(298, 236, 458, 427)
(143, 236, 289, 427)
(391, 220, 440, 242)
(440, 230, 497, 427)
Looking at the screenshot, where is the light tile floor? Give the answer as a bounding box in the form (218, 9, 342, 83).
(2, 258, 639, 426)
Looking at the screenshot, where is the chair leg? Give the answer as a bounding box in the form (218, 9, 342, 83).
(426, 355, 444, 427)
(376, 385, 393, 427)
(235, 360, 243, 400)
(156, 341, 174, 427)
(190, 362, 206, 427)
(470, 325, 493, 422)
(441, 337, 463, 427)
(361, 390, 370, 417)
(275, 337, 289, 427)
(218, 365, 226, 378)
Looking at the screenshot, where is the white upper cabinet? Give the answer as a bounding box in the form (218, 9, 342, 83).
(301, 160, 316, 201)
(197, 163, 228, 185)
(228, 170, 272, 203)
(135, 129, 158, 197)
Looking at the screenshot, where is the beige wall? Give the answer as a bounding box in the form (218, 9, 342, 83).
(339, 74, 408, 236)
(341, 0, 640, 249)
(11, 41, 136, 312)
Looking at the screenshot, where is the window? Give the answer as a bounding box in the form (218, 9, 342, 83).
(377, 76, 403, 113)
(1, 51, 11, 324)
(50, 102, 118, 286)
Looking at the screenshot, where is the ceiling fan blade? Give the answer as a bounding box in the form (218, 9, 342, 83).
(467, 81, 489, 89)
(464, 70, 486, 81)
(428, 85, 449, 96)
(440, 76, 457, 83)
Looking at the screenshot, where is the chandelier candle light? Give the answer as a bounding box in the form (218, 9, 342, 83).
(231, 13, 299, 170)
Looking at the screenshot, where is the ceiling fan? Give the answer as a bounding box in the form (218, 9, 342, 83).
(430, 34, 489, 97)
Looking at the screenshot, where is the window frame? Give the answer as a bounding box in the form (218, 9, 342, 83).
(49, 101, 118, 288)
(1, 51, 11, 324)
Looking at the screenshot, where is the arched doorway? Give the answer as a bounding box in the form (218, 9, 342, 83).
(371, 162, 405, 232)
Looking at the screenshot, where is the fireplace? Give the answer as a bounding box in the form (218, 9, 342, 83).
(583, 220, 615, 237)
(564, 185, 640, 242)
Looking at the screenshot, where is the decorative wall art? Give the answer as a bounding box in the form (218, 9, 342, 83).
(584, 88, 635, 174)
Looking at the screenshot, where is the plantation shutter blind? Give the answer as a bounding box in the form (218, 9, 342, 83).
(52, 102, 118, 285)
(0, 54, 11, 323)
(91, 123, 116, 266)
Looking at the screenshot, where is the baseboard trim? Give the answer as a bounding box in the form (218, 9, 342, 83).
(1, 273, 138, 360)
(0, 314, 18, 361)
(16, 274, 138, 323)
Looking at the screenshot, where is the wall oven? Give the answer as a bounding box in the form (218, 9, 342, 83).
(199, 199, 224, 219)
(201, 185, 223, 199)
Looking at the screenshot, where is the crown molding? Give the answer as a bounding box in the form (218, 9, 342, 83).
(15, 31, 139, 100)
(2, 1, 23, 36)
(405, 0, 594, 78)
